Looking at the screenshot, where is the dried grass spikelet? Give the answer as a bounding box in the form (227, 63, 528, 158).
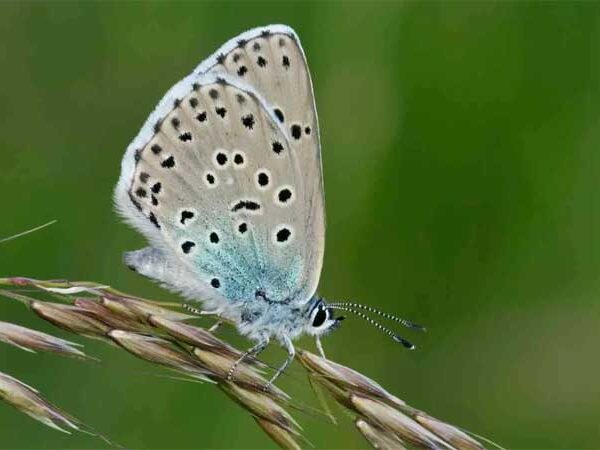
(0, 370, 117, 446)
(30, 302, 112, 340)
(99, 294, 194, 322)
(298, 350, 486, 450)
(220, 382, 302, 436)
(0, 370, 83, 433)
(355, 418, 407, 450)
(254, 417, 302, 450)
(148, 315, 244, 362)
(0, 321, 92, 360)
(107, 330, 214, 382)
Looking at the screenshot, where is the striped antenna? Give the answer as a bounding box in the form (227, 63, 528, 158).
(329, 302, 426, 332)
(328, 305, 415, 349)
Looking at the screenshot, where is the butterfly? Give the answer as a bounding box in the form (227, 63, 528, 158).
(115, 24, 423, 388)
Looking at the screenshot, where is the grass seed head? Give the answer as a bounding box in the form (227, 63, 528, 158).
(0, 321, 91, 360)
(107, 330, 213, 382)
(30, 301, 111, 339)
(298, 351, 405, 407)
(0, 371, 80, 434)
(220, 382, 301, 435)
(254, 417, 302, 450)
(149, 315, 245, 360)
(356, 418, 408, 450)
(101, 295, 193, 322)
(414, 413, 484, 450)
(74, 298, 146, 332)
(192, 348, 288, 401)
(351, 394, 450, 450)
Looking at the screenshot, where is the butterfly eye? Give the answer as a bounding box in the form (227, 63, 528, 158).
(312, 308, 327, 327)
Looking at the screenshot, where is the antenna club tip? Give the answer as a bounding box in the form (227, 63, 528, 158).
(393, 335, 415, 349)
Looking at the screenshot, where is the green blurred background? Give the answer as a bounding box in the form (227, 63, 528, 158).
(1, 2, 599, 448)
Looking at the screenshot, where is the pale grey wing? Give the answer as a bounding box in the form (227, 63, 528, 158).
(115, 74, 311, 310)
(199, 26, 325, 304)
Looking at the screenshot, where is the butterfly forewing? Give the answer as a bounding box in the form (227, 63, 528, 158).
(201, 28, 325, 302)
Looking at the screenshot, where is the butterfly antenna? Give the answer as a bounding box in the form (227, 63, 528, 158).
(329, 302, 426, 332)
(328, 305, 415, 349)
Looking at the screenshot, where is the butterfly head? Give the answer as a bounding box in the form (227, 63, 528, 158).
(306, 298, 344, 336)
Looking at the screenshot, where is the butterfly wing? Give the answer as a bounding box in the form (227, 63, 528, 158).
(115, 26, 324, 310)
(199, 26, 325, 301)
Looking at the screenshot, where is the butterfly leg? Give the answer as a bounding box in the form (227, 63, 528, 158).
(264, 336, 295, 391)
(182, 304, 222, 331)
(182, 304, 220, 317)
(208, 320, 223, 332)
(226, 338, 270, 381)
(315, 336, 327, 359)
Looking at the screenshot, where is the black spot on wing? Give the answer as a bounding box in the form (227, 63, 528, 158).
(278, 188, 292, 203)
(274, 108, 284, 123)
(181, 241, 195, 254)
(272, 141, 284, 155)
(242, 114, 255, 129)
(148, 212, 160, 229)
(231, 200, 261, 212)
(276, 228, 291, 242)
(257, 172, 269, 187)
(161, 156, 175, 168)
(178, 132, 192, 142)
(216, 152, 228, 166)
(291, 124, 302, 140)
(180, 210, 194, 225)
(215, 107, 227, 118)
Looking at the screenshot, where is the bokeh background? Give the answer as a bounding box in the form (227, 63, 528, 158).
(1, 2, 599, 448)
